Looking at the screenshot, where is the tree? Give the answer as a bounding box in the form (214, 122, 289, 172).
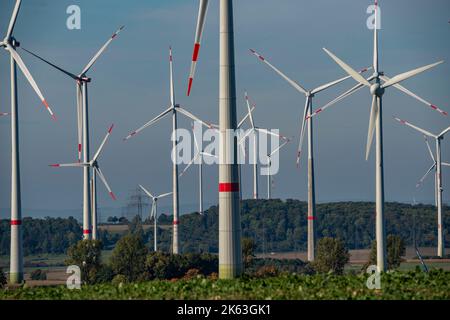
(242, 238, 256, 268)
(65, 240, 103, 285)
(312, 237, 349, 274)
(110, 234, 148, 282)
(30, 269, 47, 280)
(387, 235, 406, 269)
(366, 234, 406, 270)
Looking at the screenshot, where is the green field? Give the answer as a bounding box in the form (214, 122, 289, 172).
(1, 270, 449, 300)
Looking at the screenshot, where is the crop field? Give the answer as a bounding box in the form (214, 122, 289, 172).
(1, 270, 450, 300)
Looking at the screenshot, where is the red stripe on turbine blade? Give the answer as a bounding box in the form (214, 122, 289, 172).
(192, 43, 201, 62)
(430, 105, 437, 110)
(315, 108, 323, 114)
(219, 183, 240, 192)
(11, 220, 22, 225)
(110, 192, 117, 201)
(50, 164, 60, 167)
(78, 144, 82, 152)
(108, 124, 114, 133)
(83, 229, 92, 234)
(187, 78, 194, 96)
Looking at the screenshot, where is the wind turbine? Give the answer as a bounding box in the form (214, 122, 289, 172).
(1, 113, 10, 117)
(394, 117, 450, 257)
(139, 185, 172, 252)
(180, 125, 217, 215)
(266, 138, 290, 200)
(1, 0, 57, 284)
(239, 92, 289, 200)
(187, 0, 242, 278)
(249, 50, 368, 262)
(307, 0, 445, 271)
(50, 124, 117, 240)
(22, 26, 124, 240)
(124, 47, 211, 255)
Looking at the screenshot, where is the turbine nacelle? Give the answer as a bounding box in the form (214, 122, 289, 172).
(370, 83, 384, 97)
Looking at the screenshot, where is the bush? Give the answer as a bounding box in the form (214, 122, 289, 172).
(65, 240, 103, 285)
(242, 238, 256, 268)
(144, 252, 218, 280)
(184, 268, 201, 280)
(312, 237, 350, 274)
(366, 234, 406, 270)
(30, 269, 47, 281)
(0, 268, 6, 288)
(110, 234, 148, 282)
(111, 274, 128, 286)
(95, 265, 115, 284)
(254, 265, 278, 278)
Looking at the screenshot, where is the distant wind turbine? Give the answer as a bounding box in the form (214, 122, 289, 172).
(309, 0, 445, 271)
(394, 117, 450, 257)
(139, 185, 172, 252)
(1, 0, 57, 284)
(249, 49, 368, 262)
(124, 47, 211, 255)
(50, 124, 117, 240)
(23, 26, 124, 240)
(180, 125, 217, 215)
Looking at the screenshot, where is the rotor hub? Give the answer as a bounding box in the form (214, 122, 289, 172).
(370, 83, 384, 97)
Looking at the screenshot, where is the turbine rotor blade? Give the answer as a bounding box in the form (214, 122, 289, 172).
(95, 166, 116, 200)
(249, 49, 308, 95)
(366, 95, 378, 160)
(80, 26, 125, 76)
(124, 106, 172, 141)
(323, 48, 371, 87)
(244, 92, 256, 129)
(76, 82, 83, 162)
(296, 98, 310, 166)
(381, 75, 448, 116)
(21, 47, 80, 80)
(92, 124, 114, 162)
(157, 192, 173, 199)
(439, 127, 450, 137)
(6, 0, 22, 40)
(311, 67, 371, 95)
(6, 44, 56, 120)
(416, 163, 436, 188)
(424, 136, 435, 162)
(381, 61, 444, 89)
(187, 0, 209, 96)
(238, 106, 255, 128)
(179, 153, 200, 177)
(139, 185, 154, 199)
(176, 106, 212, 128)
(49, 162, 87, 168)
(392, 117, 436, 138)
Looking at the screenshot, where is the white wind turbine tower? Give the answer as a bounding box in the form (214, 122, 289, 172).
(139, 185, 172, 252)
(240, 92, 289, 200)
(180, 125, 217, 215)
(266, 138, 290, 200)
(22, 26, 124, 240)
(124, 47, 211, 255)
(187, 0, 242, 278)
(249, 50, 368, 262)
(1, 0, 57, 284)
(50, 124, 117, 240)
(307, 0, 445, 271)
(394, 117, 450, 257)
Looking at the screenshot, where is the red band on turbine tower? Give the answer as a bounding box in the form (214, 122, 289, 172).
(307, 216, 316, 221)
(83, 229, 92, 235)
(11, 220, 22, 226)
(219, 183, 240, 193)
(173, 220, 179, 226)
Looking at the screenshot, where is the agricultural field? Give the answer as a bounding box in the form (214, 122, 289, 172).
(1, 270, 450, 300)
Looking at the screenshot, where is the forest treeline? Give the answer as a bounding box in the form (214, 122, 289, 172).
(0, 200, 449, 255)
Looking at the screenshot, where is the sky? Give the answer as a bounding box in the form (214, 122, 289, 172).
(0, 0, 449, 221)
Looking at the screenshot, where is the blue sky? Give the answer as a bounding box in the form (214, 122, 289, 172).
(0, 0, 449, 219)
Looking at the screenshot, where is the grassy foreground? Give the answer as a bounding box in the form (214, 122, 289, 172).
(1, 270, 450, 300)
